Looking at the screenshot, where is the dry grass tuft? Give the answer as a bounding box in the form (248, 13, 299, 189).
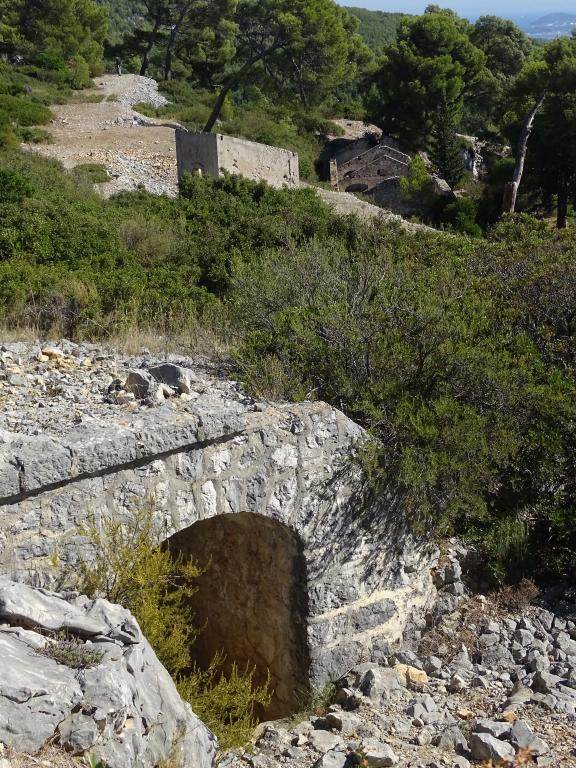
(419, 595, 484, 662)
(492, 579, 540, 615)
(104, 322, 230, 362)
(0, 324, 41, 343)
(419, 580, 540, 662)
(0, 321, 231, 365)
(5, 745, 87, 768)
(480, 747, 535, 766)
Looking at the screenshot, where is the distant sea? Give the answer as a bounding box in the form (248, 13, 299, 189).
(505, 11, 576, 39)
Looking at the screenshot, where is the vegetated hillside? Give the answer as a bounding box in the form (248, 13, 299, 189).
(1, 148, 576, 587)
(96, 0, 144, 45)
(1, 0, 576, 589)
(345, 6, 406, 50)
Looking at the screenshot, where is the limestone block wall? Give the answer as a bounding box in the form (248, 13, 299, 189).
(176, 130, 299, 189)
(0, 396, 436, 690)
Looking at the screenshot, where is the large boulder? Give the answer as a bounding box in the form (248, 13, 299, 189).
(0, 579, 216, 768)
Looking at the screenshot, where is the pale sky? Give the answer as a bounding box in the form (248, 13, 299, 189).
(338, 0, 575, 22)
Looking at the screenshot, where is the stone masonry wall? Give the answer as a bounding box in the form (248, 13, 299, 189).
(176, 130, 299, 189)
(0, 349, 436, 690)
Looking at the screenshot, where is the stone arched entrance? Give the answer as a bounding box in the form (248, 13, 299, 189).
(1, 393, 436, 705)
(167, 513, 310, 719)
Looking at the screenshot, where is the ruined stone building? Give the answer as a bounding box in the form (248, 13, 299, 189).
(176, 130, 300, 189)
(323, 133, 414, 214)
(333, 137, 411, 194)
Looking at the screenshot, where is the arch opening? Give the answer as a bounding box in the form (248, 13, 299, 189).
(167, 512, 310, 720)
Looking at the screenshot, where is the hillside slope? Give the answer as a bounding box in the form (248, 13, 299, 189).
(345, 6, 406, 50)
(25, 75, 179, 196)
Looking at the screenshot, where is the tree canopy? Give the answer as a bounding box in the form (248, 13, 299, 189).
(0, 0, 107, 75)
(471, 15, 533, 78)
(202, 0, 372, 131)
(371, 7, 485, 145)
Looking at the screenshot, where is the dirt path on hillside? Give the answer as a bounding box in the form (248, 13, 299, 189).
(25, 77, 428, 230)
(25, 74, 179, 197)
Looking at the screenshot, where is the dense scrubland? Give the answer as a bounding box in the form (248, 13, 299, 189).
(1, 0, 576, 743)
(2, 150, 575, 587)
(1, 0, 575, 581)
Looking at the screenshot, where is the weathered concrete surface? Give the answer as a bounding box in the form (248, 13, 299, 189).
(0, 350, 437, 694)
(0, 578, 216, 768)
(176, 131, 300, 188)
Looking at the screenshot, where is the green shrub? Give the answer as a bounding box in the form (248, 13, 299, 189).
(77, 507, 271, 750)
(72, 163, 110, 184)
(19, 126, 52, 143)
(0, 168, 34, 202)
(179, 656, 271, 752)
(0, 121, 19, 149)
(68, 56, 91, 89)
(296, 114, 345, 137)
(399, 155, 434, 205)
(440, 196, 482, 236)
(295, 681, 337, 719)
(0, 94, 52, 125)
(230, 220, 576, 582)
(78, 508, 202, 675)
(35, 52, 67, 72)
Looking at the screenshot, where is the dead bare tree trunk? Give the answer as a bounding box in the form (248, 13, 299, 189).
(502, 93, 546, 214)
(557, 174, 569, 229)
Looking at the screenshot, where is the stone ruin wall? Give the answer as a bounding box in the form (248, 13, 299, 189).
(0, 375, 437, 710)
(176, 130, 300, 189)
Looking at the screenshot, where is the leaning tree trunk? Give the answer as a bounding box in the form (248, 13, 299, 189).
(140, 15, 162, 77)
(203, 76, 237, 132)
(164, 2, 190, 81)
(557, 174, 569, 229)
(203, 43, 281, 133)
(502, 93, 546, 214)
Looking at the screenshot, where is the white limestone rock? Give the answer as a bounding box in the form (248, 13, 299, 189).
(0, 579, 216, 768)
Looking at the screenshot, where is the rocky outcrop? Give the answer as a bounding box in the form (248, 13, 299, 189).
(220, 563, 576, 768)
(1, 345, 575, 767)
(0, 578, 216, 767)
(0, 342, 438, 698)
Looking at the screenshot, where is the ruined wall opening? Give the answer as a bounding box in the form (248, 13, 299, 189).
(166, 512, 310, 720)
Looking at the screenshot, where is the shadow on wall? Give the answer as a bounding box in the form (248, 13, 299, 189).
(166, 512, 310, 720)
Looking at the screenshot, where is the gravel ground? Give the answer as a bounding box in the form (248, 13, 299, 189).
(0, 340, 243, 439)
(223, 571, 576, 768)
(23, 75, 179, 197)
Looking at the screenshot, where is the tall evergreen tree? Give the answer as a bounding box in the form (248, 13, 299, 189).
(203, 0, 371, 132)
(0, 0, 107, 74)
(429, 93, 463, 188)
(371, 7, 485, 145)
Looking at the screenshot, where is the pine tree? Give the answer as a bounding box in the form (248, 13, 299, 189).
(430, 93, 464, 189)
